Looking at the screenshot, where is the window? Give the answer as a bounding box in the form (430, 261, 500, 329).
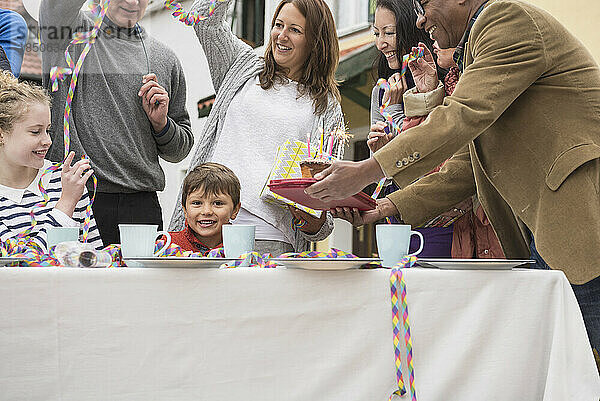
(197, 95, 216, 118)
(231, 0, 265, 48)
(368, 0, 376, 23)
(327, 0, 370, 36)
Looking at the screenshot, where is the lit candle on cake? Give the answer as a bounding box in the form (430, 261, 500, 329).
(319, 128, 324, 157)
(328, 134, 335, 157)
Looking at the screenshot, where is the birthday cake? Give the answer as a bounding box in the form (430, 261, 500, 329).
(300, 158, 332, 178)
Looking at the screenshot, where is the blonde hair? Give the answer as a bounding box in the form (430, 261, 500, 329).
(259, 0, 341, 115)
(0, 70, 51, 135)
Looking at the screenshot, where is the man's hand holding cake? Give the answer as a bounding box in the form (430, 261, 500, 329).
(305, 158, 385, 202)
(304, 157, 399, 224)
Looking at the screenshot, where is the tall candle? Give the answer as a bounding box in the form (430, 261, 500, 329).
(319, 128, 324, 157)
(306, 133, 311, 159)
(328, 134, 335, 157)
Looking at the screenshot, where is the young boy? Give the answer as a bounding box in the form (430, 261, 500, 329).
(169, 163, 241, 253)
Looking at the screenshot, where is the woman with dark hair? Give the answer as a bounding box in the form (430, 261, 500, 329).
(368, 0, 439, 153)
(170, 0, 343, 255)
(363, 0, 457, 258)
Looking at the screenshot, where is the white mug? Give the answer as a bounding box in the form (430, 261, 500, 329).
(47, 226, 79, 249)
(376, 224, 424, 267)
(223, 225, 255, 265)
(118, 224, 171, 258)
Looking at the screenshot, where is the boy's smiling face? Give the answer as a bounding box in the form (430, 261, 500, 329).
(184, 187, 240, 249)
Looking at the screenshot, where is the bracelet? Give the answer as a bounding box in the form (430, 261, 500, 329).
(292, 217, 307, 230)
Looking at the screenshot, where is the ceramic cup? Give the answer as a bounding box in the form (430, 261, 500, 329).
(222, 225, 255, 264)
(118, 224, 171, 258)
(376, 224, 424, 267)
(47, 227, 80, 249)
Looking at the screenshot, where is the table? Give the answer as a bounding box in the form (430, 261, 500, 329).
(1, 267, 598, 401)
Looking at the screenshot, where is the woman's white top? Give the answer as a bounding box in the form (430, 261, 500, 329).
(211, 76, 317, 244)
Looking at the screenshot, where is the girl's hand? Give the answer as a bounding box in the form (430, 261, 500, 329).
(55, 152, 94, 218)
(367, 122, 393, 153)
(408, 42, 439, 93)
(382, 72, 408, 105)
(288, 206, 327, 235)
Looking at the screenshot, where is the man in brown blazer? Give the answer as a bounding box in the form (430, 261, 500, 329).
(306, 0, 600, 358)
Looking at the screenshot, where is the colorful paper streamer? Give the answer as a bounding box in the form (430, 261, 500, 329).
(389, 255, 418, 401)
(164, 0, 227, 25)
(0, 237, 122, 267)
(376, 47, 424, 136)
(371, 177, 386, 199)
(42, 0, 110, 244)
(292, 217, 307, 230)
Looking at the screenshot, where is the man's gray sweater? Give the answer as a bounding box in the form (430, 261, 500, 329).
(40, 0, 193, 193)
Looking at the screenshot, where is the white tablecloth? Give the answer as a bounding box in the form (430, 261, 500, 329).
(0, 267, 598, 401)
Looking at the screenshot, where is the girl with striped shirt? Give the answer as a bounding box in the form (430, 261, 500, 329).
(0, 71, 103, 250)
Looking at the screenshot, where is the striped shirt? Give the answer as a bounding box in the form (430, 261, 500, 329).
(0, 160, 103, 251)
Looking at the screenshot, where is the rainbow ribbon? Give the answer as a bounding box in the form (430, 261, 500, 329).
(291, 217, 307, 230)
(371, 48, 425, 221)
(376, 47, 424, 136)
(151, 242, 278, 268)
(224, 252, 278, 268)
(279, 248, 358, 259)
(38, 0, 109, 245)
(15, 162, 62, 241)
(49, 67, 72, 92)
(81, 157, 98, 243)
(389, 256, 418, 401)
(15, 157, 98, 246)
(50, 0, 109, 158)
(372, 178, 386, 199)
(155, 239, 207, 258)
(370, 180, 393, 224)
(164, 0, 227, 25)
(206, 247, 278, 268)
(277, 248, 384, 268)
(0, 237, 59, 266)
(0, 238, 123, 267)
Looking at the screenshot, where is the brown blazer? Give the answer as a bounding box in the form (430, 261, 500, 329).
(374, 0, 600, 284)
